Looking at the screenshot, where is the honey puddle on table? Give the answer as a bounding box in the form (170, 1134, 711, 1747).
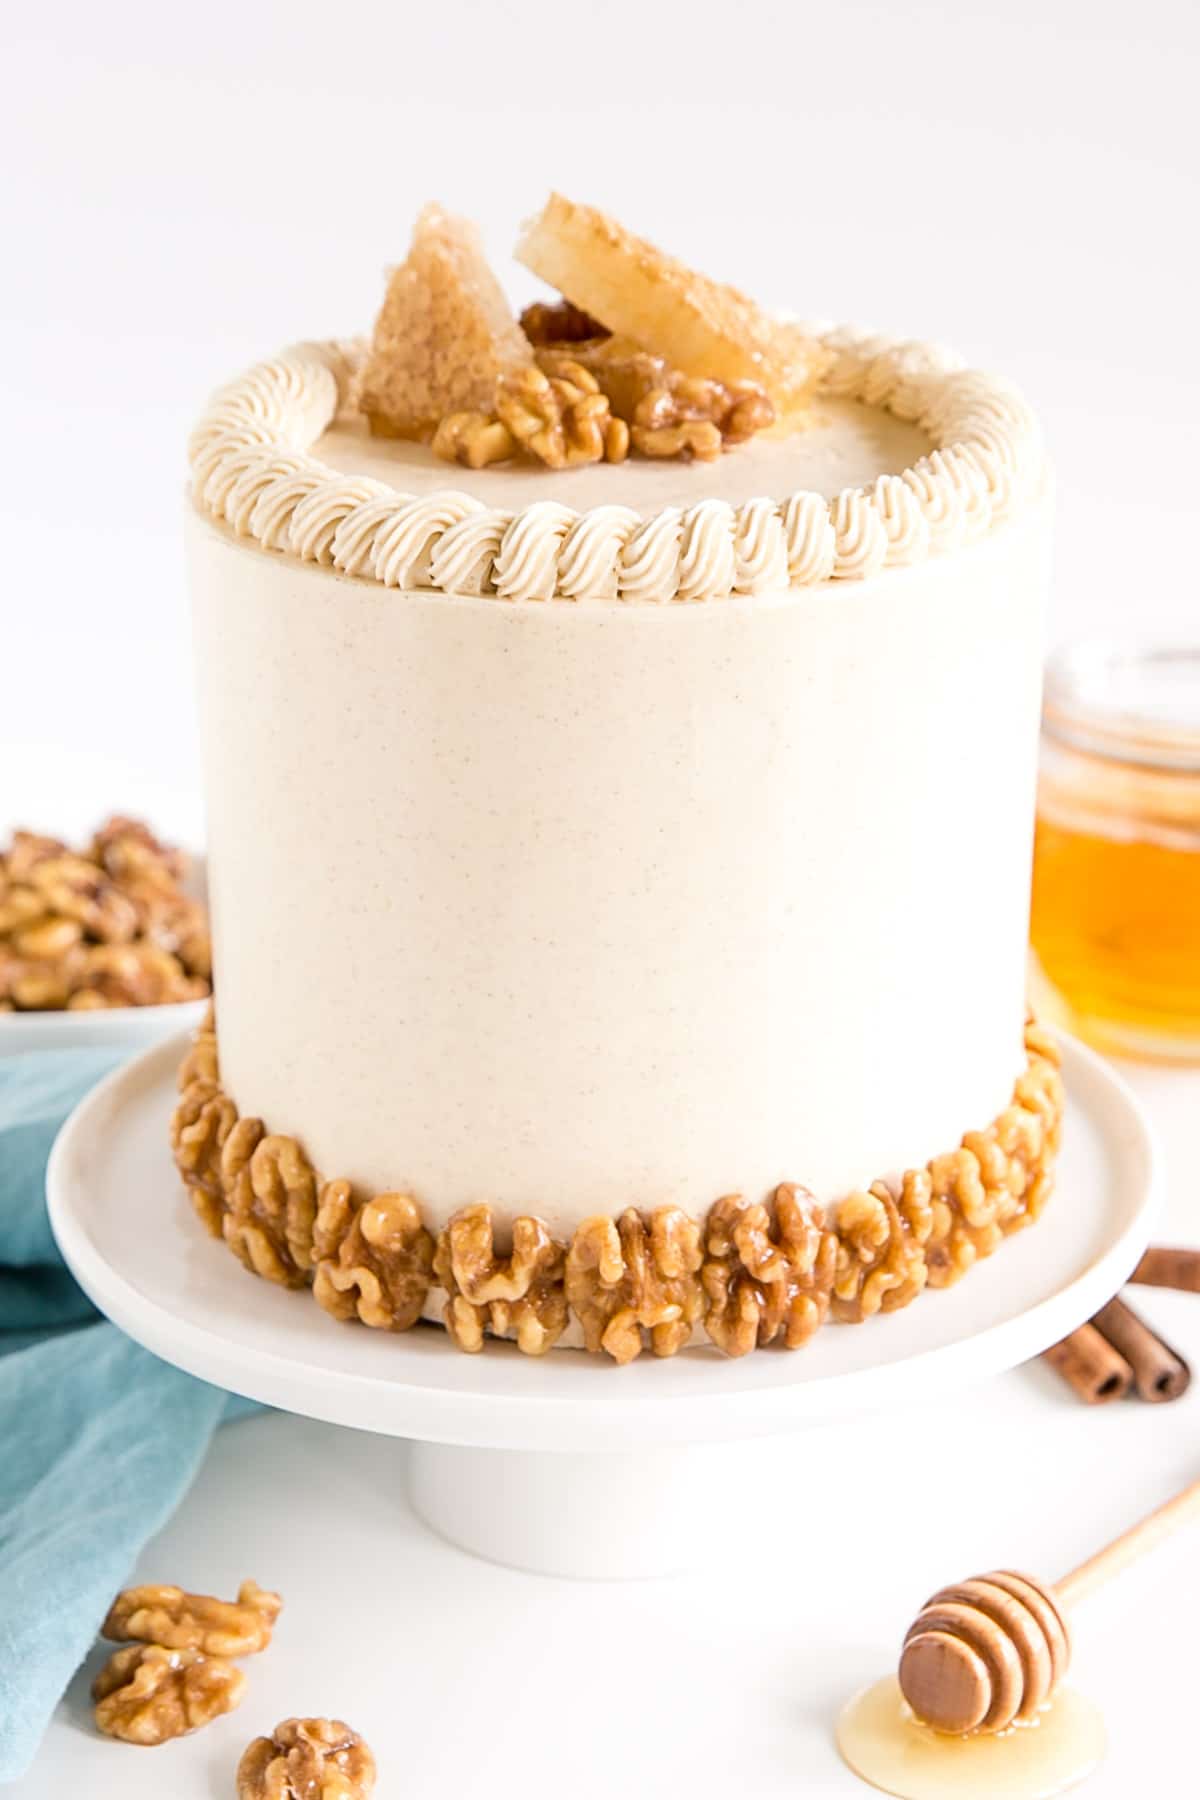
(836, 1677, 1106, 1799)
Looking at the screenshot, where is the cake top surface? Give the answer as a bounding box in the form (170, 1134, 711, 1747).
(316, 393, 932, 513)
(188, 196, 1045, 603)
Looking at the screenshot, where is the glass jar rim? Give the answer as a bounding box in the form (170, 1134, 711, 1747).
(1043, 640, 1200, 772)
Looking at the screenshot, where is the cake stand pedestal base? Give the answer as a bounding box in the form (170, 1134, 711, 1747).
(48, 1031, 1159, 1581)
(407, 1439, 766, 1578)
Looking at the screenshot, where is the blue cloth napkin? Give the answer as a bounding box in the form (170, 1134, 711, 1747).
(0, 1049, 256, 1784)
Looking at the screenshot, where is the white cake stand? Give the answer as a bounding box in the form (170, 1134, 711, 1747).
(47, 1031, 1159, 1579)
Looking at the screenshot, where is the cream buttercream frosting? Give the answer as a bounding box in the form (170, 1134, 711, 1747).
(188, 328, 1045, 604)
(188, 502, 1051, 1234)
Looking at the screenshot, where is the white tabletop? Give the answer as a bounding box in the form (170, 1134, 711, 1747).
(4, 1, 1199, 1787)
(8, 1061, 1197, 1799)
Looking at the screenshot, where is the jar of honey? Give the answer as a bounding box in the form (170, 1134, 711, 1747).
(1030, 642, 1200, 1063)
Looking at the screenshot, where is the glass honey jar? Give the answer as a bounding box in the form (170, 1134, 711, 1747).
(1030, 642, 1200, 1063)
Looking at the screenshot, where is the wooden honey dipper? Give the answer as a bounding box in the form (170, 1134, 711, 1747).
(899, 1472, 1200, 1734)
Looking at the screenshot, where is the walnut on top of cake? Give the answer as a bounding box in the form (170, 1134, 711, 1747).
(357, 194, 829, 473)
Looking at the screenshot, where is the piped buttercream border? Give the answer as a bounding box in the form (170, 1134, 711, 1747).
(187, 328, 1046, 604)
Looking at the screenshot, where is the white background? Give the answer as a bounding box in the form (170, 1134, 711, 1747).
(2, 0, 1198, 831)
(2, 2, 1199, 1795)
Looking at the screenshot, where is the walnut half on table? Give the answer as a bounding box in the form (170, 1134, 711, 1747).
(92, 1644, 245, 1746)
(102, 1579, 282, 1658)
(237, 1717, 377, 1800)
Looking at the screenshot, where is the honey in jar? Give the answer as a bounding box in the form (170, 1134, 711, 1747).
(1030, 643, 1200, 1063)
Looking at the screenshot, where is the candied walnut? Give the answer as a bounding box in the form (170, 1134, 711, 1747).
(702, 1185, 837, 1356)
(925, 1198, 999, 1285)
(12, 915, 84, 960)
(130, 940, 205, 1002)
(431, 410, 516, 470)
(4, 829, 68, 884)
(566, 1207, 704, 1363)
(539, 341, 773, 460)
(71, 940, 203, 1007)
(122, 878, 211, 971)
(175, 910, 212, 981)
(434, 1205, 567, 1354)
(629, 368, 773, 450)
(894, 1166, 935, 1238)
(361, 203, 532, 440)
(92, 814, 188, 884)
(66, 987, 123, 1011)
(170, 1080, 238, 1234)
(28, 854, 139, 943)
(313, 1182, 435, 1330)
(1024, 1014, 1063, 1072)
(88, 818, 210, 980)
(929, 1146, 1004, 1235)
(72, 943, 151, 1005)
(237, 1717, 376, 1800)
(709, 384, 775, 446)
(9, 965, 72, 1010)
(0, 883, 48, 935)
(633, 419, 722, 461)
(519, 299, 609, 347)
(831, 1181, 928, 1321)
(1016, 1054, 1065, 1150)
(93, 1643, 245, 1745)
(433, 361, 630, 471)
(178, 1021, 220, 1091)
(604, 415, 632, 462)
(213, 1114, 265, 1241)
(1001, 1076, 1061, 1229)
(103, 1578, 282, 1657)
(223, 1132, 318, 1288)
(494, 363, 620, 471)
(923, 1045, 1065, 1287)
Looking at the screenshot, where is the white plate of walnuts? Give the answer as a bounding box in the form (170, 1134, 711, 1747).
(0, 818, 212, 1058)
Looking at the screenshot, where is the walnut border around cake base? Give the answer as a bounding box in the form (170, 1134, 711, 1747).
(169, 1013, 1062, 1365)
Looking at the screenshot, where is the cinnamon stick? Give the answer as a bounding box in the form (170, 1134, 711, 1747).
(1042, 1323, 1133, 1404)
(1131, 1246, 1200, 1295)
(1091, 1296, 1191, 1403)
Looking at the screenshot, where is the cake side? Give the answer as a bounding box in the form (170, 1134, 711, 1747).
(186, 484, 1050, 1237)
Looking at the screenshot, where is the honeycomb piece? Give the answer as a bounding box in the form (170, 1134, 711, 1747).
(516, 193, 828, 419)
(360, 204, 533, 441)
